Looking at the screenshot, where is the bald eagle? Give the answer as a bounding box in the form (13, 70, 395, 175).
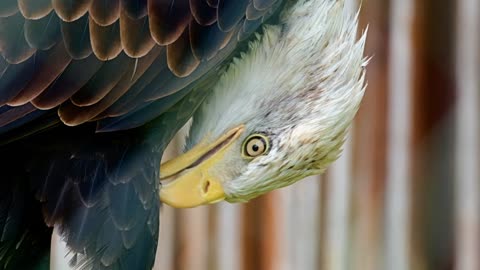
(0, 0, 366, 269)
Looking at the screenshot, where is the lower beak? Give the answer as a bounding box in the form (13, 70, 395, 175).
(159, 125, 245, 208)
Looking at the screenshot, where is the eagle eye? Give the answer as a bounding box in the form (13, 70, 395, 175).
(242, 134, 270, 158)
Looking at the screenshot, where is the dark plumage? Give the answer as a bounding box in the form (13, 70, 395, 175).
(0, 0, 284, 269)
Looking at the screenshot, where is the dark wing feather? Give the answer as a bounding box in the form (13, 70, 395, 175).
(98, 48, 167, 118)
(0, 104, 36, 127)
(0, 172, 51, 270)
(0, 0, 18, 18)
(167, 28, 200, 77)
(0, 0, 275, 126)
(148, 0, 192, 46)
(0, 1, 284, 270)
(61, 14, 93, 59)
(89, 0, 121, 26)
(120, 12, 155, 58)
(206, 0, 219, 8)
(190, 0, 217, 26)
(246, 2, 268, 20)
(217, 0, 249, 31)
(0, 109, 46, 135)
(190, 19, 235, 60)
(95, 84, 194, 132)
(0, 56, 6, 76)
(254, 0, 278, 11)
(89, 18, 122, 61)
(238, 17, 264, 41)
(24, 11, 62, 50)
(13, 124, 162, 270)
(84, 48, 162, 118)
(32, 54, 104, 110)
(97, 34, 239, 132)
(0, 13, 36, 64)
(8, 42, 72, 106)
(59, 48, 161, 125)
(18, 0, 53, 20)
(0, 56, 35, 105)
(107, 181, 143, 231)
(52, 0, 93, 22)
(70, 52, 132, 107)
(121, 0, 148, 19)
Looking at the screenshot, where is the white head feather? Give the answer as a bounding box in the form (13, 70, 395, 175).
(187, 0, 368, 202)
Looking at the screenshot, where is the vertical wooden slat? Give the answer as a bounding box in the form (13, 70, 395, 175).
(247, 178, 323, 270)
(215, 203, 242, 270)
(324, 134, 353, 270)
(455, 0, 480, 269)
(153, 205, 176, 270)
(259, 193, 281, 270)
(385, 0, 414, 269)
(275, 176, 322, 270)
(351, 0, 389, 269)
(290, 178, 322, 270)
(410, 0, 456, 268)
(270, 189, 289, 270)
(175, 207, 210, 270)
(241, 199, 263, 270)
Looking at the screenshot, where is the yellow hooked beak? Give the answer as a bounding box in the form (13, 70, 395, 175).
(159, 125, 245, 208)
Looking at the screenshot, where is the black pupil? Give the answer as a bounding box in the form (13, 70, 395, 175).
(252, 144, 259, 152)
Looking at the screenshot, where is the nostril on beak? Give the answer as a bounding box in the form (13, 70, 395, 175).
(203, 180, 211, 194)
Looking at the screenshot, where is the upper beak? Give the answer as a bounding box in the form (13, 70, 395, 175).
(159, 125, 245, 208)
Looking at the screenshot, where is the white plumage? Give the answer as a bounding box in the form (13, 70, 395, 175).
(185, 0, 368, 202)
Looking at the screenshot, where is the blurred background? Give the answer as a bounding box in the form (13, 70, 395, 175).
(154, 0, 480, 269)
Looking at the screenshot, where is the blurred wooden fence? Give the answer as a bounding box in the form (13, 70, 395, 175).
(153, 0, 480, 269)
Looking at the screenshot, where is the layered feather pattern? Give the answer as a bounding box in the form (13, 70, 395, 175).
(0, 0, 282, 130)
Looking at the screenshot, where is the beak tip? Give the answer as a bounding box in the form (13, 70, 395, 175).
(158, 125, 243, 208)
